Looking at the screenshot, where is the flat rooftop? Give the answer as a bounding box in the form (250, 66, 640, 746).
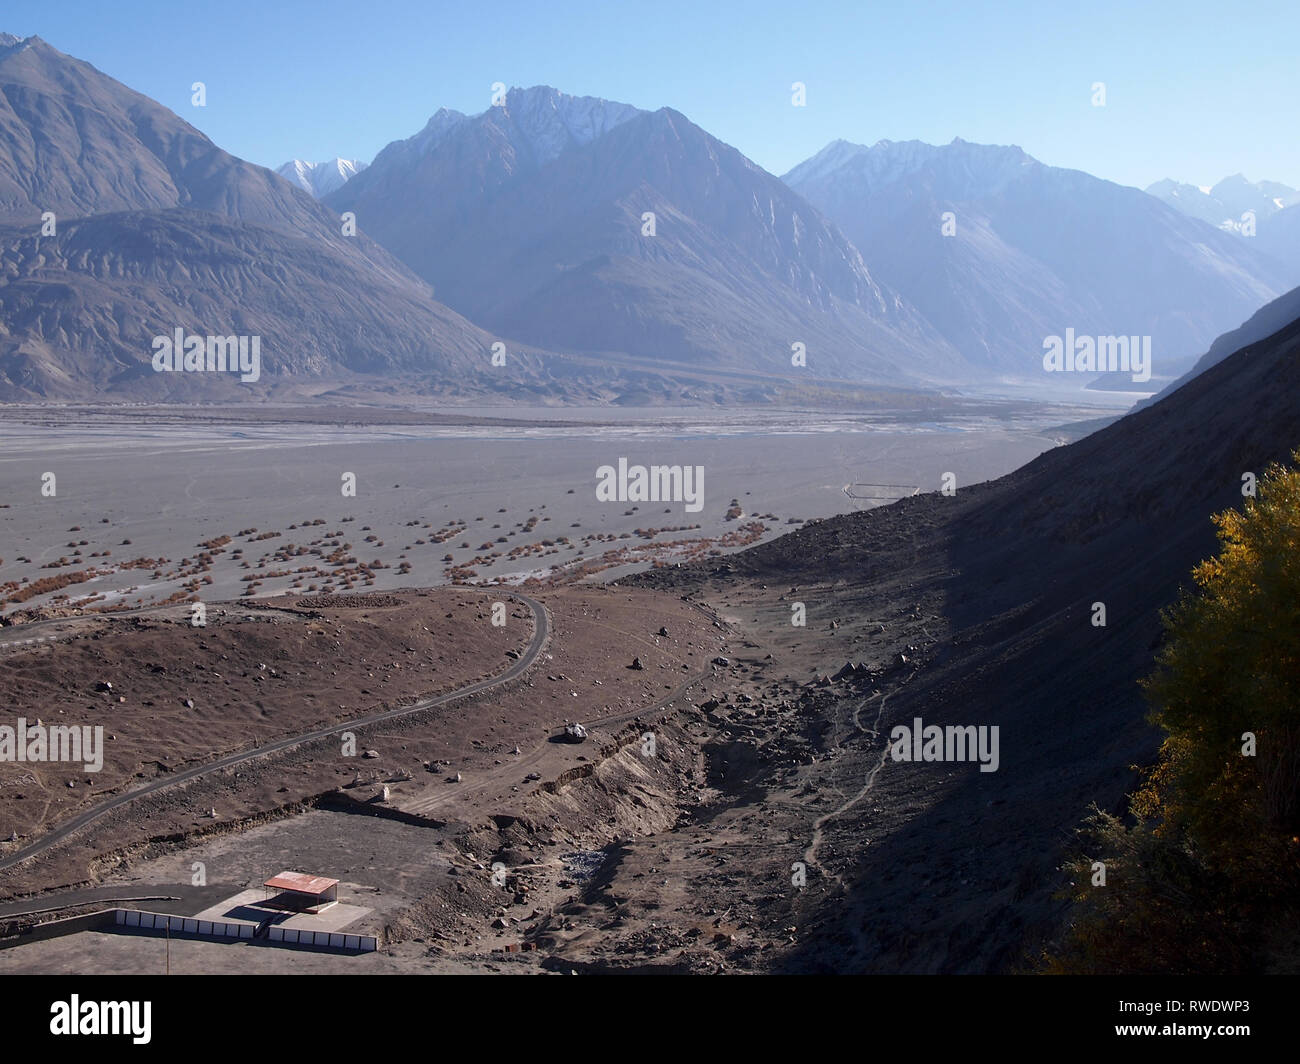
(264, 872, 338, 895)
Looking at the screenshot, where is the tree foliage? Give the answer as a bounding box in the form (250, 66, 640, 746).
(1142, 450, 1300, 862)
(1046, 450, 1300, 973)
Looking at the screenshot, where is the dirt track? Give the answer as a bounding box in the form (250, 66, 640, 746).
(0, 589, 549, 874)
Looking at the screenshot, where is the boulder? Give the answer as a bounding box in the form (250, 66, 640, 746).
(832, 661, 867, 682)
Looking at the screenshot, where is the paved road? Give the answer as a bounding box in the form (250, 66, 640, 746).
(0, 590, 549, 872)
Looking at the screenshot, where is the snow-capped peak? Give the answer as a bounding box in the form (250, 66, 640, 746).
(784, 137, 1033, 198)
(0, 32, 36, 52)
(487, 86, 644, 166)
(1147, 174, 1300, 231)
(275, 157, 367, 199)
(370, 88, 642, 171)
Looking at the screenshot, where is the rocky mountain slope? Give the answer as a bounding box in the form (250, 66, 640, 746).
(0, 34, 504, 399)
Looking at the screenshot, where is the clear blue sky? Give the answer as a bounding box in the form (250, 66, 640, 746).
(6, 0, 1298, 189)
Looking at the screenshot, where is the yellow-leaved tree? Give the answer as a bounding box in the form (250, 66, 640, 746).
(1141, 450, 1300, 861)
(1046, 449, 1300, 973)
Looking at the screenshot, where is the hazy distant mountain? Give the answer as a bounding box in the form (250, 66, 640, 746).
(4, 31, 1291, 403)
(1135, 282, 1300, 413)
(327, 87, 965, 386)
(1147, 174, 1299, 232)
(0, 34, 502, 399)
(784, 138, 1288, 378)
(369, 90, 644, 175)
(1255, 201, 1300, 284)
(1147, 174, 1300, 287)
(276, 157, 367, 199)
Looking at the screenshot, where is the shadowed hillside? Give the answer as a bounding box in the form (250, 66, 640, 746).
(636, 286, 1300, 970)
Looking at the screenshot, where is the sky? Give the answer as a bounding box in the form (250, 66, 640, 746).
(5, 0, 1298, 190)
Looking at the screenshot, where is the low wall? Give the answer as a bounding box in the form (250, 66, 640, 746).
(0, 909, 117, 950)
(115, 908, 254, 939)
(3, 907, 376, 953)
(117, 909, 376, 952)
(267, 925, 377, 952)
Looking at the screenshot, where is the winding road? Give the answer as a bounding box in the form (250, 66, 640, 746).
(0, 589, 550, 873)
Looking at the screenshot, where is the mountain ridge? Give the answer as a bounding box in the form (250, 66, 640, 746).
(0, 34, 512, 400)
(328, 88, 967, 386)
(784, 137, 1289, 378)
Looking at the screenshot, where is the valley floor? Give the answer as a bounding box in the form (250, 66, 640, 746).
(0, 396, 1146, 974)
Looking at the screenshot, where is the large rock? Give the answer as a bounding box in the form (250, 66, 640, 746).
(832, 661, 868, 682)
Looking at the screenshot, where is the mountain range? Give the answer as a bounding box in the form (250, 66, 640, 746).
(1148, 173, 1300, 285)
(784, 139, 1290, 379)
(0, 31, 1294, 402)
(326, 87, 960, 387)
(1146, 174, 1298, 231)
(0, 33, 501, 400)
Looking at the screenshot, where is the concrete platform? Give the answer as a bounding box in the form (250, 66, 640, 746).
(193, 889, 373, 934)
